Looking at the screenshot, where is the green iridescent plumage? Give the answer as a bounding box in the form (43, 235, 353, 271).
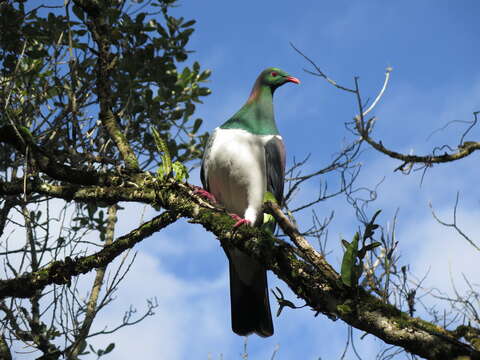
(220, 67, 297, 135)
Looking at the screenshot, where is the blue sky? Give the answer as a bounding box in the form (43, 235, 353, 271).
(84, 1, 480, 359)
(9, 0, 480, 359)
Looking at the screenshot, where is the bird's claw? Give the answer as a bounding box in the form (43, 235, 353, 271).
(229, 214, 251, 228)
(192, 185, 217, 203)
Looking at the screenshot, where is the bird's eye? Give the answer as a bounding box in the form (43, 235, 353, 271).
(271, 71, 278, 77)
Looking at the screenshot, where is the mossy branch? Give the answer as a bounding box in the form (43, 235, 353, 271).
(0, 125, 109, 186)
(0, 210, 179, 299)
(0, 175, 478, 359)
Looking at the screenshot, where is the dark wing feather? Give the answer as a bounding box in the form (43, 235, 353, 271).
(264, 137, 286, 205)
(200, 161, 208, 191)
(200, 131, 216, 192)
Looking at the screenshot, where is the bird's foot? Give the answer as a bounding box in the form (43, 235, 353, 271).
(229, 214, 252, 228)
(192, 185, 217, 203)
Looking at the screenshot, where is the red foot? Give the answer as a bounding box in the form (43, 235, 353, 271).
(229, 213, 252, 228)
(192, 186, 217, 203)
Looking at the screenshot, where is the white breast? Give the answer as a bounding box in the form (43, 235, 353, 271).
(203, 128, 282, 225)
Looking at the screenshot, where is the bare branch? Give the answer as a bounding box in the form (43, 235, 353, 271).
(290, 42, 356, 93)
(429, 192, 480, 251)
(0, 210, 179, 299)
(294, 48, 480, 171)
(66, 204, 117, 358)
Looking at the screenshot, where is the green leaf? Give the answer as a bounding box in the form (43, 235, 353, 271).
(181, 19, 196, 28)
(364, 241, 382, 252)
(157, 24, 168, 37)
(156, 164, 166, 178)
(104, 343, 115, 354)
(364, 209, 382, 240)
(260, 191, 278, 234)
(72, 4, 85, 21)
(135, 12, 146, 24)
(27, 49, 48, 59)
(357, 241, 382, 259)
(199, 87, 211, 96)
(86, 203, 97, 219)
(199, 69, 212, 81)
(172, 161, 189, 181)
(261, 213, 276, 235)
(263, 191, 277, 203)
(192, 118, 202, 133)
(181, 66, 191, 80)
(193, 61, 200, 73)
(358, 241, 382, 259)
(353, 261, 363, 285)
(181, 28, 194, 38)
(341, 232, 361, 287)
(151, 126, 172, 178)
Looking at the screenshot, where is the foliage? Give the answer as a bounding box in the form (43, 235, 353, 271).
(151, 125, 188, 180)
(0, 0, 211, 172)
(0, 0, 209, 358)
(340, 210, 382, 288)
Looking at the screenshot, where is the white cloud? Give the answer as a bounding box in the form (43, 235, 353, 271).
(87, 249, 232, 360)
(401, 206, 480, 294)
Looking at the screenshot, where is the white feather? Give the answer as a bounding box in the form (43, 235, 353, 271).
(203, 128, 282, 225)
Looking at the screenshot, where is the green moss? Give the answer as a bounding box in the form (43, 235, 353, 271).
(337, 304, 353, 316)
(357, 290, 451, 337)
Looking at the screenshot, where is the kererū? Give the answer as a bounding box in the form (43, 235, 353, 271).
(200, 67, 300, 337)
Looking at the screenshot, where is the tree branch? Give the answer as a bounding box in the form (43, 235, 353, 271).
(0, 209, 179, 299)
(0, 125, 109, 186)
(292, 45, 480, 171)
(74, 0, 140, 171)
(66, 204, 117, 359)
(0, 174, 478, 359)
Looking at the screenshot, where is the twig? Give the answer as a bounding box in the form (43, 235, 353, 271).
(429, 192, 480, 251)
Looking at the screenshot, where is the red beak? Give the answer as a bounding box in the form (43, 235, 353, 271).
(285, 76, 300, 84)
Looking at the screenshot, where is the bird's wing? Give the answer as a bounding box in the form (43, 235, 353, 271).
(264, 136, 286, 205)
(200, 129, 217, 192)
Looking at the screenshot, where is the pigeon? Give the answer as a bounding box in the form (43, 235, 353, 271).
(200, 67, 299, 337)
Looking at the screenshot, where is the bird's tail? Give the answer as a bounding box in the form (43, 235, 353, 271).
(227, 249, 274, 337)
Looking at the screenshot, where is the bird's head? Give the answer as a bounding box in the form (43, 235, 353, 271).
(258, 67, 300, 89)
(246, 67, 300, 104)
